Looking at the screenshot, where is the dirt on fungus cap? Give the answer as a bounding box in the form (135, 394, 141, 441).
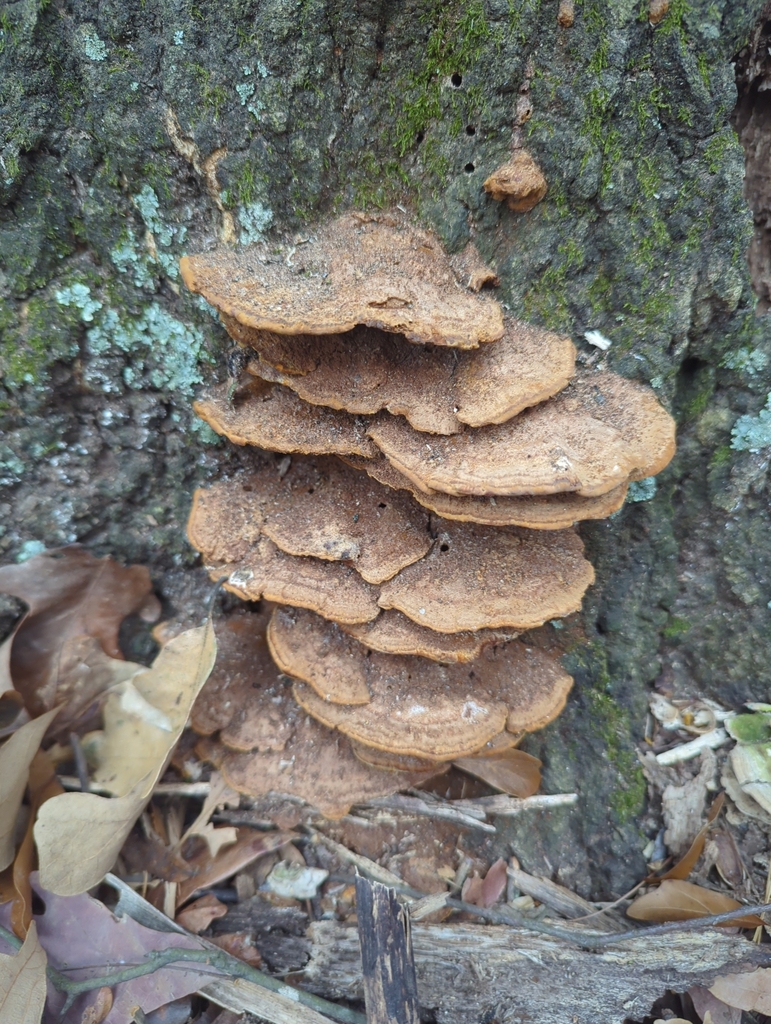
(258, 456, 431, 584)
(187, 480, 380, 623)
(231, 316, 575, 435)
(267, 605, 374, 705)
(190, 605, 296, 753)
(200, 692, 446, 819)
(342, 453, 630, 529)
(194, 379, 378, 459)
(377, 521, 594, 634)
(179, 210, 505, 348)
(291, 639, 573, 760)
(341, 608, 519, 664)
(483, 152, 548, 212)
(367, 370, 676, 498)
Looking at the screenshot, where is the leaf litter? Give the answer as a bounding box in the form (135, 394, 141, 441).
(2, 548, 771, 1023)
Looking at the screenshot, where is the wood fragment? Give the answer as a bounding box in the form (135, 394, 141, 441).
(302, 920, 771, 1024)
(655, 729, 729, 765)
(450, 792, 578, 816)
(355, 876, 420, 1024)
(507, 867, 600, 919)
(362, 794, 495, 831)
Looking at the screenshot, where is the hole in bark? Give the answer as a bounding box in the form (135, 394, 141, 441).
(450, 72, 463, 87)
(465, 124, 476, 135)
(464, 162, 475, 173)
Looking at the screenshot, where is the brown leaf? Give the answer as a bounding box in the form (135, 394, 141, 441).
(627, 879, 764, 927)
(0, 547, 159, 718)
(454, 748, 541, 797)
(480, 858, 509, 907)
(78, 987, 113, 1024)
(208, 932, 263, 968)
(176, 828, 297, 906)
(11, 750, 64, 938)
(689, 985, 742, 1024)
(710, 968, 771, 1014)
(708, 830, 745, 890)
(0, 708, 60, 871)
(0, 919, 46, 1024)
(175, 893, 229, 933)
(655, 792, 725, 883)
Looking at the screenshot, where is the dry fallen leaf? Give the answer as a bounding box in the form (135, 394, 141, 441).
(0, 546, 159, 717)
(174, 893, 229, 933)
(0, 708, 59, 871)
(461, 857, 508, 908)
(627, 879, 764, 927)
(176, 828, 296, 906)
(0, 876, 216, 1024)
(689, 984, 742, 1024)
(453, 748, 541, 797)
(710, 967, 771, 1014)
(208, 931, 262, 968)
(34, 620, 216, 895)
(11, 750, 65, 938)
(0, 919, 46, 1024)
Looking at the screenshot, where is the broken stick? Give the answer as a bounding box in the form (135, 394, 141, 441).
(355, 875, 420, 1024)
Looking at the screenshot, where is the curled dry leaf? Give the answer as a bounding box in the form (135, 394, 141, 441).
(0, 708, 59, 871)
(710, 967, 771, 1015)
(34, 620, 216, 895)
(0, 920, 46, 1024)
(627, 879, 764, 927)
(0, 546, 159, 718)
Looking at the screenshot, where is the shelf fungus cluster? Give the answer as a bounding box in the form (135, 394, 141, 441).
(181, 211, 676, 818)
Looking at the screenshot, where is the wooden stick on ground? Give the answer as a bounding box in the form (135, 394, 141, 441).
(355, 875, 420, 1024)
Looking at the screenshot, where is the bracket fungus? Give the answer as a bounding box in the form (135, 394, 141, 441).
(182, 208, 676, 812)
(483, 151, 548, 212)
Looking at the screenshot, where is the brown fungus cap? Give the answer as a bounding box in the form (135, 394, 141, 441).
(483, 152, 548, 212)
(190, 606, 295, 753)
(341, 609, 519, 664)
(367, 370, 675, 498)
(201, 688, 446, 819)
(259, 456, 431, 584)
(342, 453, 630, 529)
(350, 740, 447, 774)
(377, 521, 594, 633)
(187, 478, 380, 624)
(267, 605, 373, 705)
(194, 379, 377, 459)
(291, 640, 573, 760)
(179, 210, 504, 348)
(236, 315, 574, 435)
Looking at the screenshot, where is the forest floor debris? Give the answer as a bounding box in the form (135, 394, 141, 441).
(1, 548, 771, 1023)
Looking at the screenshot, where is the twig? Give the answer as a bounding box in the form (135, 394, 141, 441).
(655, 729, 729, 765)
(450, 793, 578, 816)
(57, 777, 212, 797)
(362, 794, 495, 832)
(0, 924, 364, 1024)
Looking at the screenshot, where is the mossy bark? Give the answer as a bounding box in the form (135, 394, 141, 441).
(2, 0, 770, 898)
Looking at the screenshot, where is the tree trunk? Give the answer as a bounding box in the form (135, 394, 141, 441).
(1, 0, 769, 904)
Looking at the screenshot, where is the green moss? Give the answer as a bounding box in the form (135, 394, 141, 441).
(709, 444, 732, 468)
(186, 62, 227, 119)
(663, 615, 691, 640)
(391, 0, 499, 160)
(704, 128, 738, 175)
